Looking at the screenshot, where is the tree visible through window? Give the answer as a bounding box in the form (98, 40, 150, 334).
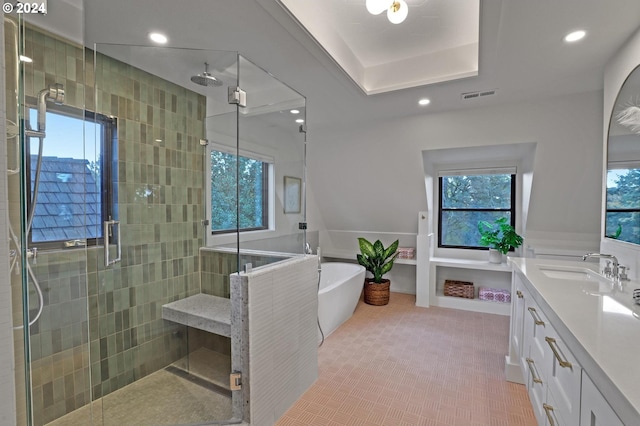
(439, 172, 515, 248)
(210, 150, 269, 233)
(606, 168, 640, 244)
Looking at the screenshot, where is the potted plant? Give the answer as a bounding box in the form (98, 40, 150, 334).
(477, 217, 523, 263)
(356, 238, 399, 305)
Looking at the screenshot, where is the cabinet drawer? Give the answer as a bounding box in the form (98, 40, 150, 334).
(545, 326, 581, 425)
(544, 388, 567, 426)
(524, 298, 550, 373)
(512, 275, 528, 362)
(528, 370, 548, 426)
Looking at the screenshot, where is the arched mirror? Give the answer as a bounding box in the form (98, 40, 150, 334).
(606, 64, 640, 244)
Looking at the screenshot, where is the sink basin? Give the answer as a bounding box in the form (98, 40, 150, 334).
(538, 265, 602, 281)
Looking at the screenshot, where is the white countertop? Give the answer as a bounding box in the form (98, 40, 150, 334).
(509, 257, 640, 424)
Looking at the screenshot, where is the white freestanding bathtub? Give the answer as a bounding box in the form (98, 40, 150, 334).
(318, 262, 366, 339)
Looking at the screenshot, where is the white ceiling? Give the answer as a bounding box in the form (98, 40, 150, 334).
(26, 0, 640, 130)
(276, 0, 479, 94)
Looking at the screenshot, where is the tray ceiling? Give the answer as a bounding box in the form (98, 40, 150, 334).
(277, 0, 480, 94)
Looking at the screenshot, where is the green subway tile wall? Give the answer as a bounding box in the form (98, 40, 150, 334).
(20, 25, 206, 425)
(200, 251, 291, 298)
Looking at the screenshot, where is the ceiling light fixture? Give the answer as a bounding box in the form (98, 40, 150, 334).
(564, 30, 586, 43)
(418, 98, 431, 106)
(290, 109, 300, 114)
(295, 119, 304, 123)
(148, 32, 168, 44)
(366, 0, 408, 24)
(366, 0, 388, 15)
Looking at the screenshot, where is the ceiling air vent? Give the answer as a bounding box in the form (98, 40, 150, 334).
(461, 89, 498, 101)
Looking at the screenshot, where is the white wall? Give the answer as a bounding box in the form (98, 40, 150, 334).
(600, 26, 640, 278)
(308, 91, 603, 248)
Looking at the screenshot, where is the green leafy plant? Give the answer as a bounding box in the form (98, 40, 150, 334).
(356, 238, 399, 283)
(477, 217, 523, 255)
(606, 224, 622, 239)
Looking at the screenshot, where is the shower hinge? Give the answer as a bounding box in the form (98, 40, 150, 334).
(201, 219, 210, 226)
(228, 86, 247, 108)
(230, 372, 242, 391)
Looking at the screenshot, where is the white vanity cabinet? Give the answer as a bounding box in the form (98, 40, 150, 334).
(580, 372, 623, 426)
(520, 288, 582, 426)
(508, 257, 640, 426)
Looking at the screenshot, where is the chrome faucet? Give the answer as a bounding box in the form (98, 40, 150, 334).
(305, 242, 313, 254)
(583, 253, 619, 282)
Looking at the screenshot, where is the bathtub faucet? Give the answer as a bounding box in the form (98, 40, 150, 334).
(305, 242, 313, 254)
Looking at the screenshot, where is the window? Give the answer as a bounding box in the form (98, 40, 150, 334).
(26, 103, 117, 248)
(210, 149, 271, 233)
(606, 168, 640, 244)
(438, 169, 516, 249)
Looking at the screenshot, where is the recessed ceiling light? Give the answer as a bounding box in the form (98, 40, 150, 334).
(19, 55, 33, 63)
(290, 109, 300, 114)
(418, 98, 431, 106)
(149, 32, 168, 44)
(295, 119, 304, 123)
(564, 30, 586, 43)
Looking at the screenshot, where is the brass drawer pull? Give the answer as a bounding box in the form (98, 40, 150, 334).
(528, 307, 545, 326)
(545, 337, 573, 369)
(517, 290, 524, 299)
(525, 358, 543, 384)
(543, 403, 555, 426)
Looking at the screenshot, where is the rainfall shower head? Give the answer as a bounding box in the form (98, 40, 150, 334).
(191, 63, 222, 87)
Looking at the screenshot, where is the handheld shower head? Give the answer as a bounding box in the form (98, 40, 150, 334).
(46, 83, 65, 104)
(36, 83, 64, 134)
(191, 63, 222, 87)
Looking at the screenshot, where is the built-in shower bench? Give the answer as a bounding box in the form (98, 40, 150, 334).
(162, 294, 231, 337)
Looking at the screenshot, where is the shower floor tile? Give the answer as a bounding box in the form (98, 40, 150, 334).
(180, 347, 232, 390)
(47, 365, 232, 426)
(276, 293, 536, 426)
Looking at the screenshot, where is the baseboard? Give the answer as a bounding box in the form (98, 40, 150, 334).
(504, 355, 525, 384)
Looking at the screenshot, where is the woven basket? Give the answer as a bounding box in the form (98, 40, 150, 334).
(444, 280, 474, 299)
(363, 279, 390, 306)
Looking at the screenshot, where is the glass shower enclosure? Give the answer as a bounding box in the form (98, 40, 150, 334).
(4, 15, 307, 426)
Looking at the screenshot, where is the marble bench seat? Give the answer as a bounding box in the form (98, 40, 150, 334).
(162, 294, 231, 337)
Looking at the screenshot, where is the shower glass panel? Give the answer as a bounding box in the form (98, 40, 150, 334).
(90, 43, 238, 425)
(4, 15, 32, 426)
(6, 19, 306, 426)
(5, 20, 94, 426)
(236, 55, 307, 268)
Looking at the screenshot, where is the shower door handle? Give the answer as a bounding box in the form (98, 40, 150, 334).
(104, 220, 121, 267)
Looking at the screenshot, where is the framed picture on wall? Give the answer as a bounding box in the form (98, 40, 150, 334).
(284, 176, 301, 214)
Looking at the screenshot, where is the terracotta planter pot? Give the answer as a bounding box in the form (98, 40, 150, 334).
(363, 278, 390, 306)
